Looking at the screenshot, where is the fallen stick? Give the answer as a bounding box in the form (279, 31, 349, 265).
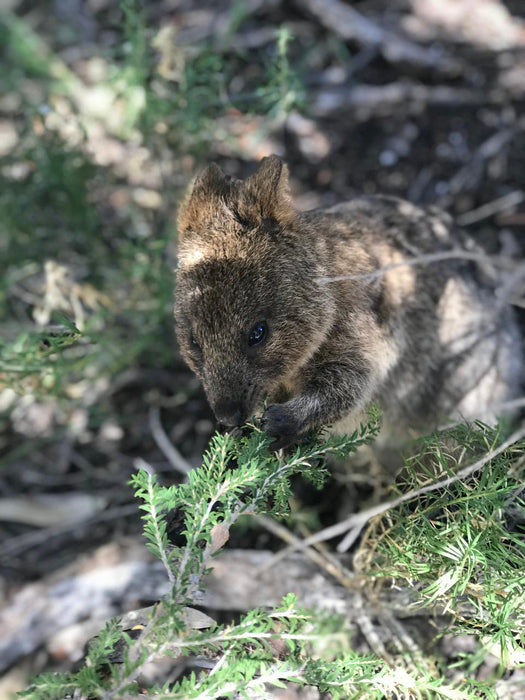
(456, 190, 525, 226)
(148, 405, 194, 475)
(303, 424, 525, 552)
(296, 0, 459, 72)
(311, 82, 488, 117)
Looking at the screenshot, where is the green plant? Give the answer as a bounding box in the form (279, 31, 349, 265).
(5, 3, 525, 698)
(356, 422, 525, 675)
(256, 26, 305, 117)
(21, 415, 525, 699)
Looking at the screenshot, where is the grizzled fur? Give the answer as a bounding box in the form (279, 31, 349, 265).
(175, 156, 522, 446)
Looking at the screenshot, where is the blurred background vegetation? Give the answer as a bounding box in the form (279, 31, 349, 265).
(1, 0, 524, 695)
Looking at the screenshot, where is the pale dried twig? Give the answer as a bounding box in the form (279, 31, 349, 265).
(317, 249, 513, 285)
(255, 514, 356, 590)
(457, 190, 524, 226)
(312, 82, 486, 117)
(149, 405, 193, 475)
(296, 0, 458, 71)
(293, 424, 525, 553)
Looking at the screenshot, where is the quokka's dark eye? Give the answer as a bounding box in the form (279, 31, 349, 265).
(248, 321, 268, 347)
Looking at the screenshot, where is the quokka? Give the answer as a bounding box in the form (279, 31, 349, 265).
(174, 155, 522, 448)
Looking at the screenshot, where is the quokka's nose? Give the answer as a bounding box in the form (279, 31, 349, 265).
(213, 399, 246, 427)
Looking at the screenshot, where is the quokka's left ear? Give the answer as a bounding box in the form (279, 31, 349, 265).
(244, 155, 295, 226)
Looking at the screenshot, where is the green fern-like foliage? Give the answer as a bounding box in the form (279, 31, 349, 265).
(357, 421, 525, 673)
(132, 418, 380, 601)
(22, 416, 525, 699)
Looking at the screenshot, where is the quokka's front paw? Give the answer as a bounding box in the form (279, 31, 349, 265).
(261, 404, 302, 450)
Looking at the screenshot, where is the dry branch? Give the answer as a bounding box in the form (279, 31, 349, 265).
(456, 190, 525, 225)
(311, 82, 489, 117)
(303, 423, 525, 552)
(148, 405, 194, 475)
(296, 0, 459, 72)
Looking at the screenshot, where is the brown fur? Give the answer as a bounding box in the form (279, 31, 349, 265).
(174, 156, 522, 446)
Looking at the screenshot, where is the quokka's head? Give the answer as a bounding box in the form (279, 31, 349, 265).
(174, 155, 334, 427)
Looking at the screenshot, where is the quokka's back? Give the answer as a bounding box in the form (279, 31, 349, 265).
(174, 155, 523, 446)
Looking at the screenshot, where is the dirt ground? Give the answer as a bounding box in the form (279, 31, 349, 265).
(1, 0, 525, 696)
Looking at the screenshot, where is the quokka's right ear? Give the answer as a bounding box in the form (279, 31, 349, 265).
(244, 155, 295, 226)
(177, 164, 230, 234)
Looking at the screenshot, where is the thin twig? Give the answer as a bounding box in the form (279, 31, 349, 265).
(317, 249, 513, 285)
(292, 424, 525, 553)
(256, 519, 399, 665)
(312, 83, 485, 117)
(255, 515, 357, 590)
(457, 190, 524, 226)
(296, 0, 457, 71)
(498, 397, 525, 413)
(0, 504, 138, 559)
(496, 261, 525, 311)
(149, 405, 193, 475)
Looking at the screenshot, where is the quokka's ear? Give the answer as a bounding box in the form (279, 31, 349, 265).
(244, 155, 295, 226)
(177, 163, 230, 234)
(192, 163, 229, 197)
